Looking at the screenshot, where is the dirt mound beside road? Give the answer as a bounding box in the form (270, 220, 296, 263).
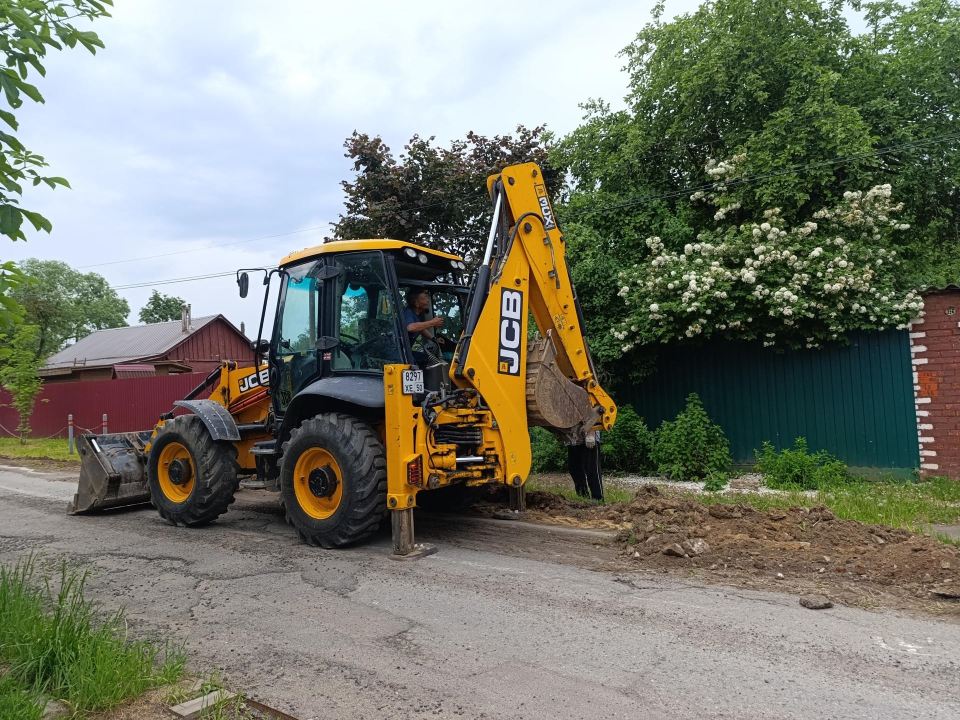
(484, 486, 960, 615)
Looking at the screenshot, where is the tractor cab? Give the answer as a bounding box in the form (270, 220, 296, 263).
(244, 240, 470, 417)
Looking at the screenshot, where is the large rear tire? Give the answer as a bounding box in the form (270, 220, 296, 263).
(148, 415, 240, 526)
(281, 413, 387, 548)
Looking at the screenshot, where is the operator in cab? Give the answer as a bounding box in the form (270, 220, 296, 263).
(403, 288, 447, 365)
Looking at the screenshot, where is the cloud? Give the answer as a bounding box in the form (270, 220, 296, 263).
(4, 0, 702, 334)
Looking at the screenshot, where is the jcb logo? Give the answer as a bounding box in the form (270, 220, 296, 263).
(498, 288, 523, 375)
(239, 368, 269, 393)
(535, 184, 556, 231)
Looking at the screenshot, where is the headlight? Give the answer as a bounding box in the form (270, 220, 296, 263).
(404, 248, 417, 258)
(417, 253, 428, 264)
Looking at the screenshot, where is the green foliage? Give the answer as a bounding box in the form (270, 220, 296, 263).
(755, 437, 850, 489)
(529, 406, 656, 475)
(556, 0, 960, 364)
(651, 393, 731, 481)
(0, 323, 43, 443)
(703, 474, 728, 492)
(138, 289, 185, 324)
(334, 126, 561, 266)
(11, 259, 129, 358)
(0, 257, 24, 330)
(0, 1, 113, 243)
(614, 178, 923, 349)
(0, 556, 186, 713)
(529, 426, 567, 473)
(600, 404, 655, 473)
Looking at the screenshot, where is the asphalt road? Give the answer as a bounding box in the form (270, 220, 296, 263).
(1, 464, 959, 720)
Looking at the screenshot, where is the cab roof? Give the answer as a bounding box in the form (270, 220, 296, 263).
(279, 239, 464, 268)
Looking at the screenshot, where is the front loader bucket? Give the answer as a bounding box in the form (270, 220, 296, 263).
(67, 431, 154, 514)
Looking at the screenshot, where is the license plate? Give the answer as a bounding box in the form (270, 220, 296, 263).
(401, 369, 424, 394)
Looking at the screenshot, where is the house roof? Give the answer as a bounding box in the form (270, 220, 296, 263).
(921, 284, 960, 296)
(42, 315, 229, 373)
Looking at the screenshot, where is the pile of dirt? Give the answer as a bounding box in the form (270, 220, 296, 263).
(481, 485, 960, 614)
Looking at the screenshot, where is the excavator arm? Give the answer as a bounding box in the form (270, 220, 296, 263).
(450, 162, 617, 485)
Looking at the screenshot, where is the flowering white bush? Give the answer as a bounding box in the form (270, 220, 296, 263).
(615, 157, 923, 349)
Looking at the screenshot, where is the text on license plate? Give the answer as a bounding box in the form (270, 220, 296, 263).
(401, 369, 424, 394)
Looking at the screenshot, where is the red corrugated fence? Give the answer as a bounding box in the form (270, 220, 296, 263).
(0, 373, 211, 438)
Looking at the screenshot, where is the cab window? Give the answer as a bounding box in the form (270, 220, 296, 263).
(332, 252, 400, 372)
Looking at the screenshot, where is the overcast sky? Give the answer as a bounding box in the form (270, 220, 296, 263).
(7, 0, 701, 335)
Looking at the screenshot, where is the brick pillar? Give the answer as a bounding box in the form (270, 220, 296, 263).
(910, 289, 960, 478)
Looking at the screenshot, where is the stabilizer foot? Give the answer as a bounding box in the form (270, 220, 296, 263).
(391, 507, 436, 559)
(494, 484, 527, 520)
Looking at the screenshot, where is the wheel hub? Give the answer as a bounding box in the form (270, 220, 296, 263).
(308, 464, 339, 499)
(168, 458, 192, 486)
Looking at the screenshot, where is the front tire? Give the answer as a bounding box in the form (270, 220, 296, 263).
(148, 415, 240, 526)
(281, 413, 387, 548)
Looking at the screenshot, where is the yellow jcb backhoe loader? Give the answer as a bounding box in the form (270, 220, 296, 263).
(68, 162, 617, 555)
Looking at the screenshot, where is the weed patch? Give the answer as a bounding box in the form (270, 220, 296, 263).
(0, 556, 185, 715)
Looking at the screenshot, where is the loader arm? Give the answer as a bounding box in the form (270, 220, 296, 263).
(449, 162, 617, 485)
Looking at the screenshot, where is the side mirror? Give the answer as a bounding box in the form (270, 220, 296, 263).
(237, 272, 249, 298)
(250, 338, 270, 354)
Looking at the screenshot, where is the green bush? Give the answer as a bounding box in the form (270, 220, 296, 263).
(651, 393, 732, 481)
(530, 406, 656, 475)
(530, 427, 567, 473)
(755, 437, 850, 490)
(601, 405, 655, 473)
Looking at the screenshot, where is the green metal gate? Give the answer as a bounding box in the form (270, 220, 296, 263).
(622, 330, 919, 472)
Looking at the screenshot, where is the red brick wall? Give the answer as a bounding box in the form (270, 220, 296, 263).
(911, 290, 960, 478)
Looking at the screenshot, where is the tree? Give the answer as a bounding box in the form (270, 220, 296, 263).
(10, 258, 128, 358)
(615, 158, 923, 349)
(0, 1, 113, 243)
(0, 323, 43, 443)
(333, 126, 561, 265)
(555, 0, 959, 374)
(138, 289, 184, 324)
(0, 259, 23, 331)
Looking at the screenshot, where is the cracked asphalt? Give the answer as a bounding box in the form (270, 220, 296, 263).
(2, 464, 960, 720)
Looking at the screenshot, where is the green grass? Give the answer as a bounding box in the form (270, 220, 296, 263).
(0, 556, 186, 716)
(0, 438, 79, 462)
(0, 674, 44, 720)
(684, 476, 960, 529)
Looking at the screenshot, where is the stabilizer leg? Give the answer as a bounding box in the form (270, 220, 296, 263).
(509, 483, 526, 513)
(390, 508, 437, 561)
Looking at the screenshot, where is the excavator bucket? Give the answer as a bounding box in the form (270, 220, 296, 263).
(526, 331, 601, 435)
(67, 431, 154, 514)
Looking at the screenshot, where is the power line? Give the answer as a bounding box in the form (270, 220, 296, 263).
(111, 270, 238, 291)
(78, 224, 332, 269)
